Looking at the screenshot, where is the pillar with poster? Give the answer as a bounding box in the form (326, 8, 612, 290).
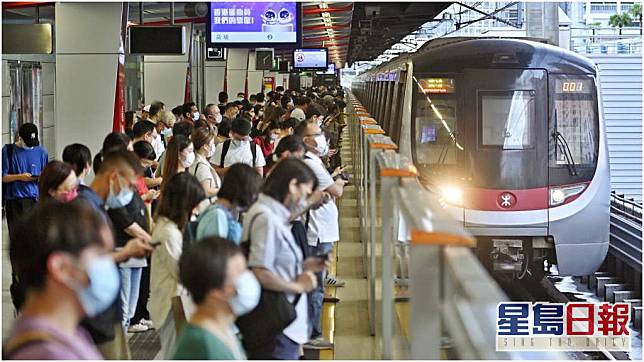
(263, 76, 275, 92)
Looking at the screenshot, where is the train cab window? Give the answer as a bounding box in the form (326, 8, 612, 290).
(413, 97, 458, 165)
(480, 91, 535, 149)
(551, 76, 598, 167)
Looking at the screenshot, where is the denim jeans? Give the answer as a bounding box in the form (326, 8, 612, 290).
(307, 241, 334, 339)
(119, 267, 142, 329)
(272, 333, 301, 360)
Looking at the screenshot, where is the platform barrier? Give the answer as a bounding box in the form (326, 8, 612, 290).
(346, 94, 567, 360)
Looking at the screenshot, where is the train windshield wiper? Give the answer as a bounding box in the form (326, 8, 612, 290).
(553, 131, 578, 176)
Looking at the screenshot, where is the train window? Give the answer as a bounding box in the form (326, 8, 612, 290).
(480, 91, 535, 149)
(552, 76, 598, 167)
(413, 95, 458, 165)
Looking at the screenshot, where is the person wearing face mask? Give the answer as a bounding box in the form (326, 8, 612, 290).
(172, 237, 259, 360)
(38, 161, 79, 204)
(240, 158, 326, 359)
(133, 141, 163, 194)
(212, 117, 265, 177)
(195, 163, 262, 243)
(190, 127, 221, 198)
(181, 102, 200, 125)
(150, 172, 207, 359)
(294, 119, 347, 350)
(62, 143, 92, 190)
(133, 120, 164, 162)
(3, 123, 49, 311)
(5, 201, 120, 359)
(160, 135, 195, 193)
(253, 122, 280, 170)
(204, 103, 223, 128)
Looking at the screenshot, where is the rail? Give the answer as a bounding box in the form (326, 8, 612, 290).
(609, 191, 642, 272)
(347, 93, 567, 360)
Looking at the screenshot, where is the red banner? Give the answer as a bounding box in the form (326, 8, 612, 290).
(112, 2, 128, 132)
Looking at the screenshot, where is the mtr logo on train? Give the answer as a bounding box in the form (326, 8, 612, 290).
(496, 302, 631, 351)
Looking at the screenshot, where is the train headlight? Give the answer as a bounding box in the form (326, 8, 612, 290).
(549, 184, 587, 206)
(440, 185, 463, 206)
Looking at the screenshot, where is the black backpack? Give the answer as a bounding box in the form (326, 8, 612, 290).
(219, 139, 257, 168)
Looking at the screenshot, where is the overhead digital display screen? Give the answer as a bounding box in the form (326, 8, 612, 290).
(208, 2, 300, 46)
(555, 79, 592, 94)
(419, 78, 456, 94)
(293, 48, 327, 70)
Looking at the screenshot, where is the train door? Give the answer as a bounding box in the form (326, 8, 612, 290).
(462, 69, 549, 232)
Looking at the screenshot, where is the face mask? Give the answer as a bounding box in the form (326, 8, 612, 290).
(232, 138, 248, 147)
(161, 128, 173, 138)
(192, 112, 200, 121)
(105, 177, 134, 209)
(214, 114, 223, 124)
(68, 255, 120, 317)
(60, 187, 78, 203)
(182, 151, 195, 168)
(314, 134, 329, 156)
(229, 270, 261, 316)
(207, 140, 216, 158)
(270, 133, 279, 141)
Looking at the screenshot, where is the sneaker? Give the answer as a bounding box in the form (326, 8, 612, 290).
(303, 337, 334, 350)
(325, 276, 345, 287)
(127, 323, 149, 333)
(139, 318, 154, 329)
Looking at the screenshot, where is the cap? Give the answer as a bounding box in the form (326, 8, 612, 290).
(18, 123, 39, 147)
(231, 117, 252, 136)
(143, 105, 151, 112)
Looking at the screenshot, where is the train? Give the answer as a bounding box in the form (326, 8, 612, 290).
(351, 37, 610, 277)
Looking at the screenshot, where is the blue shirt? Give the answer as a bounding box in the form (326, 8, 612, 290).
(2, 144, 48, 200)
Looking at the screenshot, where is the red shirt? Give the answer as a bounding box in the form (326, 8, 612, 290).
(253, 137, 274, 158)
(135, 176, 150, 204)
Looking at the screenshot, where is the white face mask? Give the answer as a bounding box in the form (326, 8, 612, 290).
(314, 134, 329, 156)
(192, 112, 200, 121)
(182, 151, 195, 168)
(214, 114, 223, 124)
(228, 270, 261, 316)
(207, 140, 216, 158)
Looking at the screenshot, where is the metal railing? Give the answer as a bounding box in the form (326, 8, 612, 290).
(348, 94, 567, 360)
(609, 191, 642, 272)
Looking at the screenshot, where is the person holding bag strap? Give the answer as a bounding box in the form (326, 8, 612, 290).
(238, 159, 326, 360)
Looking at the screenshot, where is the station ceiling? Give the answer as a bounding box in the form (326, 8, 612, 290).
(2, 2, 452, 67)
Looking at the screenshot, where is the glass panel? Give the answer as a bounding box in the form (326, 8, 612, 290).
(480, 91, 534, 149)
(552, 76, 598, 167)
(414, 93, 458, 165)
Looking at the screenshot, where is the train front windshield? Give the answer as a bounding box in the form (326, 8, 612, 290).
(412, 77, 463, 177)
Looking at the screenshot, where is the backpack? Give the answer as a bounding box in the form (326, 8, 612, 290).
(220, 139, 257, 168)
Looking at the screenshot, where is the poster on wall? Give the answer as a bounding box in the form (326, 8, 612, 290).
(207, 2, 301, 48)
(263, 76, 275, 92)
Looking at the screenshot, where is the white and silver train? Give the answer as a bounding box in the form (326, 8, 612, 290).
(352, 38, 610, 277)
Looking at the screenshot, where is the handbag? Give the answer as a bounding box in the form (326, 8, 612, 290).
(236, 212, 302, 358)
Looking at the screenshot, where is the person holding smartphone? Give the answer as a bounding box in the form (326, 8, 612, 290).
(2, 123, 49, 310)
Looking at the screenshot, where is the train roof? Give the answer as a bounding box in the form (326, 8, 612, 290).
(411, 37, 598, 75)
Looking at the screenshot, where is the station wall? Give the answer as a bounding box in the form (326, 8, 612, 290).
(589, 54, 643, 201)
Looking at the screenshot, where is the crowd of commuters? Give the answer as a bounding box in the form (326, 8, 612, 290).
(2, 84, 350, 360)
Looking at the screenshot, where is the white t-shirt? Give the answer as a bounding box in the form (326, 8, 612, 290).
(303, 152, 339, 245)
(151, 135, 165, 161)
(290, 107, 306, 122)
(212, 139, 266, 168)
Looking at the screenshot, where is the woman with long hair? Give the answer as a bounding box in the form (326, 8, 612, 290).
(161, 135, 194, 192)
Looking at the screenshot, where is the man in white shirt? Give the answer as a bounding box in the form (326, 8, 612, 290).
(212, 117, 265, 176)
(294, 118, 347, 349)
(290, 96, 311, 122)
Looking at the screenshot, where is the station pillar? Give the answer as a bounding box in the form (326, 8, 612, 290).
(54, 2, 124, 160)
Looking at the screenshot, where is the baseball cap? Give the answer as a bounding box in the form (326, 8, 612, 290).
(18, 123, 39, 148)
(231, 117, 252, 136)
